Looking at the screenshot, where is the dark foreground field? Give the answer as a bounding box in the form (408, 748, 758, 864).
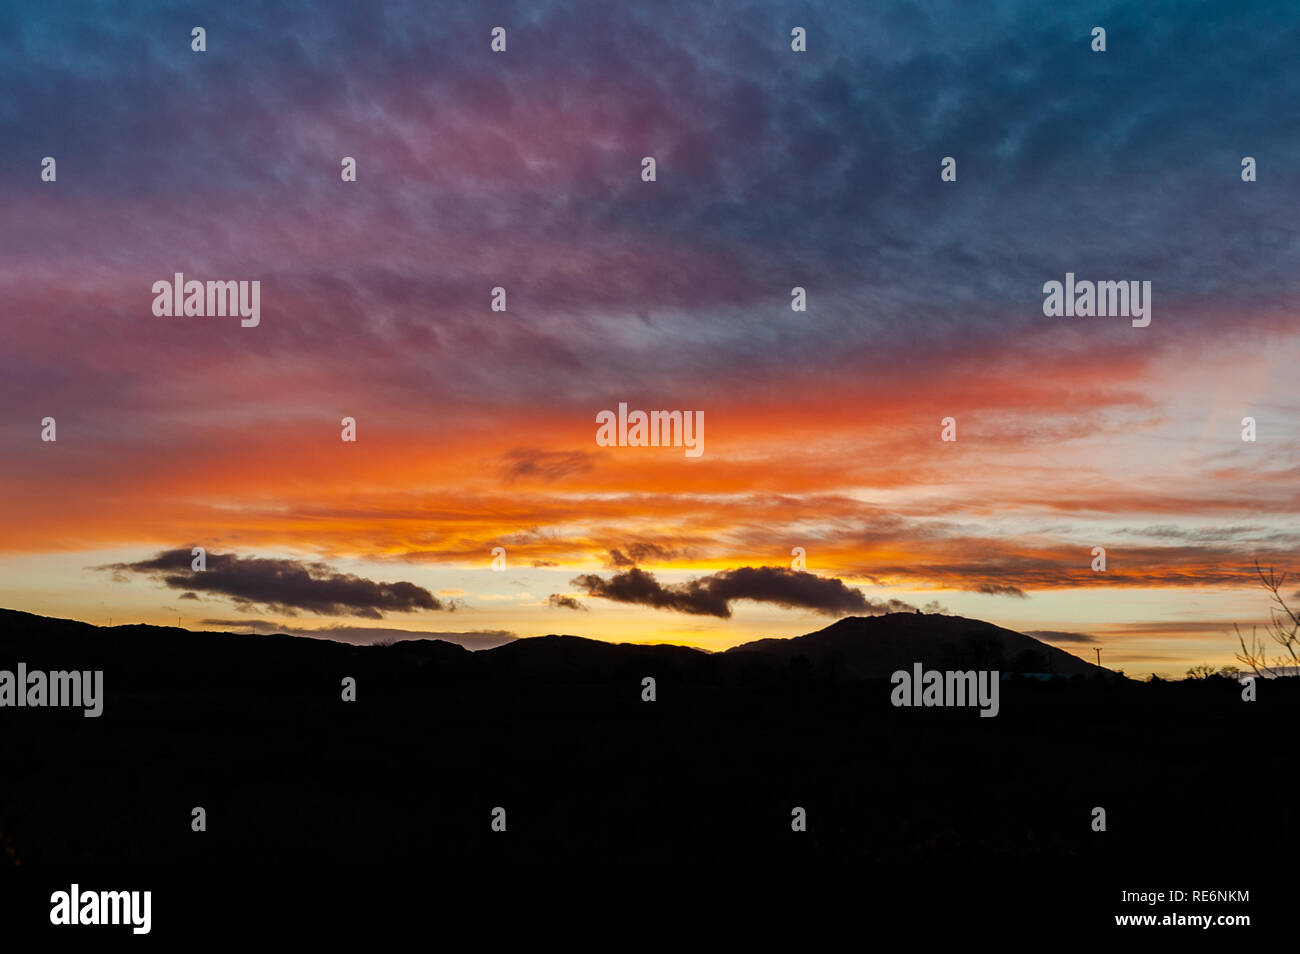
(1, 609, 1291, 935)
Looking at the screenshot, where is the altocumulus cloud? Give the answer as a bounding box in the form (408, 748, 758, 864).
(98, 549, 443, 619)
(570, 566, 916, 619)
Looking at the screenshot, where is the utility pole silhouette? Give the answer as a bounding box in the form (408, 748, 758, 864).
(1094, 648, 1102, 667)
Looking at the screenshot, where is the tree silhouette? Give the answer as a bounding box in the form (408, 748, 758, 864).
(1233, 561, 1300, 677)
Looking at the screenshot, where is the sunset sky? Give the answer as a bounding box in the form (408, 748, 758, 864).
(2, 1, 1297, 676)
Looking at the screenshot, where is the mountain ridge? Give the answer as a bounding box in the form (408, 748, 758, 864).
(0, 607, 1107, 681)
(729, 612, 1106, 677)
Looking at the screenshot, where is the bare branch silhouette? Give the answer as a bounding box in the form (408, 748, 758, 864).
(1233, 560, 1300, 677)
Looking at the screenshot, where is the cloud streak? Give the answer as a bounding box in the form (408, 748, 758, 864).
(198, 619, 515, 649)
(1026, 630, 1098, 645)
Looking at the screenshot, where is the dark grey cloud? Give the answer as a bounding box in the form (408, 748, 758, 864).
(498, 448, 595, 483)
(606, 543, 686, 567)
(1027, 630, 1098, 645)
(545, 594, 589, 611)
(99, 549, 442, 619)
(974, 583, 1029, 598)
(571, 565, 913, 618)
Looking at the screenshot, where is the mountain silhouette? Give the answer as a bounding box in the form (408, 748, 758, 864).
(2, 605, 1289, 881)
(0, 607, 1103, 686)
(728, 613, 1105, 679)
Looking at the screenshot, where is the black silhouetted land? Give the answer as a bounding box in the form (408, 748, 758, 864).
(0, 606, 1292, 909)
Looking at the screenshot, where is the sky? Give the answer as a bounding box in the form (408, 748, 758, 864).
(1, 0, 1298, 676)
